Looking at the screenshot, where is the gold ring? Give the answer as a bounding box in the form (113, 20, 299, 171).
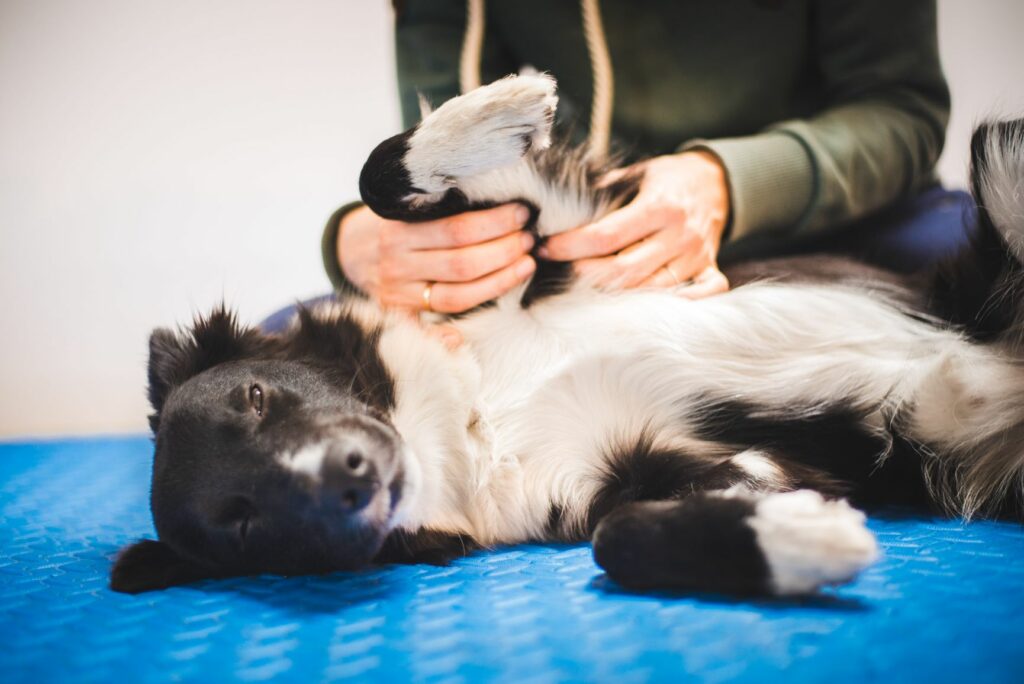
(664, 264, 681, 285)
(422, 282, 434, 312)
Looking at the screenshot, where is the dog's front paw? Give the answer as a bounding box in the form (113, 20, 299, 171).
(746, 490, 879, 595)
(404, 74, 559, 194)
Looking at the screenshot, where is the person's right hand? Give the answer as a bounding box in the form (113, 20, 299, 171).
(338, 203, 537, 314)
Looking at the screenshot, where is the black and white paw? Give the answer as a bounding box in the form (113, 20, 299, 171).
(591, 491, 878, 597)
(403, 73, 558, 195)
(745, 490, 878, 595)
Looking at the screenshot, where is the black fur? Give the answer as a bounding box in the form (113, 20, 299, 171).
(586, 432, 743, 534)
(374, 529, 477, 566)
(147, 307, 276, 431)
(111, 540, 224, 594)
(359, 129, 480, 223)
(114, 306, 408, 593)
(520, 258, 575, 306)
(592, 495, 770, 595)
(691, 398, 932, 510)
(286, 307, 396, 412)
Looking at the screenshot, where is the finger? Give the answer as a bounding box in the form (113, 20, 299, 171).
(574, 224, 704, 289)
(589, 228, 702, 289)
(428, 255, 537, 313)
(380, 256, 536, 313)
(393, 203, 531, 251)
(595, 163, 643, 189)
(402, 230, 534, 283)
(638, 254, 704, 289)
(425, 323, 464, 350)
(636, 240, 715, 288)
(674, 265, 730, 300)
(540, 200, 661, 261)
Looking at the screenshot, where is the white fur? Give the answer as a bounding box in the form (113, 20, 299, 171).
(316, 274, 1024, 548)
(732, 450, 785, 487)
(282, 443, 327, 478)
(745, 490, 879, 595)
(403, 74, 558, 197)
(322, 77, 1024, 590)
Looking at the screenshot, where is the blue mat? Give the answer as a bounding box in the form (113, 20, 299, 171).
(2, 437, 1022, 683)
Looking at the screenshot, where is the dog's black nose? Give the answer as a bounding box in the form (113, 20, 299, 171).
(321, 443, 379, 512)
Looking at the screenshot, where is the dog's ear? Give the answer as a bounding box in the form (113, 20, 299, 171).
(110, 539, 221, 594)
(147, 306, 274, 430)
(147, 327, 187, 426)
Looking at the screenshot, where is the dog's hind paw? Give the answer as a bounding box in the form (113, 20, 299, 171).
(404, 74, 559, 194)
(747, 490, 879, 595)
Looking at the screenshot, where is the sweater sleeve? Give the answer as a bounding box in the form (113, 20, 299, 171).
(685, 0, 949, 242)
(321, 201, 368, 296)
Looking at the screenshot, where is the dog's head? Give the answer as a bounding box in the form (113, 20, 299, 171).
(111, 305, 409, 593)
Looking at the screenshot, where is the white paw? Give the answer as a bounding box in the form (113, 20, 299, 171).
(746, 490, 879, 595)
(404, 74, 559, 194)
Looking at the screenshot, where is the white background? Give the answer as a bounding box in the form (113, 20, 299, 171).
(2, 1, 1023, 438)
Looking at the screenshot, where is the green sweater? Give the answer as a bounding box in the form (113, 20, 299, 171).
(323, 0, 948, 290)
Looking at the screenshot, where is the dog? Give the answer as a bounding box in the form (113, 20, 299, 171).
(111, 74, 1024, 596)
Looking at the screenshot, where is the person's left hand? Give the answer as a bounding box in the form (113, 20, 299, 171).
(538, 150, 731, 299)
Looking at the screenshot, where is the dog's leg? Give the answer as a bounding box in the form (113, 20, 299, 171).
(580, 430, 876, 595)
(359, 74, 558, 221)
(592, 489, 878, 596)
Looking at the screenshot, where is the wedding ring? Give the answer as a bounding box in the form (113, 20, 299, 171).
(422, 282, 435, 311)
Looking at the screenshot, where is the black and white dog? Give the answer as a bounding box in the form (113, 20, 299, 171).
(112, 75, 1024, 596)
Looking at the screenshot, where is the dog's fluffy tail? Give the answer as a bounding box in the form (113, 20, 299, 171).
(921, 119, 1024, 519)
(930, 119, 1024, 346)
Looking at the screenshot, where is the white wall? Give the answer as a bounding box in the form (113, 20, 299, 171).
(935, 1, 1024, 187)
(1, 1, 1022, 438)
(0, 1, 401, 437)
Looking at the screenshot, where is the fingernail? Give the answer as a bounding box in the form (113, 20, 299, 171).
(521, 232, 535, 250)
(537, 245, 550, 258)
(516, 257, 536, 278)
(515, 205, 530, 226)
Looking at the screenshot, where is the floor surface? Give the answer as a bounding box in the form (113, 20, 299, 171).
(1, 437, 1022, 683)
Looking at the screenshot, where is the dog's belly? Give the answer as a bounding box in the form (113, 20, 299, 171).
(457, 280, 952, 418)
(444, 280, 1012, 543)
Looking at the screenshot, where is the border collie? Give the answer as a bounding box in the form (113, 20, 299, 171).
(112, 74, 1024, 596)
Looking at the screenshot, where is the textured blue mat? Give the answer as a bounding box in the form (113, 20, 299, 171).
(1, 437, 1023, 683)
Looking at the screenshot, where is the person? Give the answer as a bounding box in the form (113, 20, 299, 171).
(320, 0, 949, 316)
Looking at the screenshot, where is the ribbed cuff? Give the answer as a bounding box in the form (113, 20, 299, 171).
(321, 201, 368, 297)
(681, 130, 815, 242)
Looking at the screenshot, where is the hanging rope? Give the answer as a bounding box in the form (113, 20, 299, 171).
(458, 0, 614, 160)
(581, 0, 614, 162)
(459, 0, 485, 93)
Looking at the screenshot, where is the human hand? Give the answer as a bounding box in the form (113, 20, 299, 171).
(538, 150, 731, 299)
(337, 203, 537, 314)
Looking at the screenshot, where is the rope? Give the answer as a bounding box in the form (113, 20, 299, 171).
(458, 0, 614, 160)
(581, 0, 614, 162)
(459, 0, 485, 93)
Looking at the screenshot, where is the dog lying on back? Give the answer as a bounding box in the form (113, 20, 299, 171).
(112, 74, 1024, 596)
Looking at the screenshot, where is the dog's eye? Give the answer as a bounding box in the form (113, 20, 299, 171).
(249, 384, 264, 416)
